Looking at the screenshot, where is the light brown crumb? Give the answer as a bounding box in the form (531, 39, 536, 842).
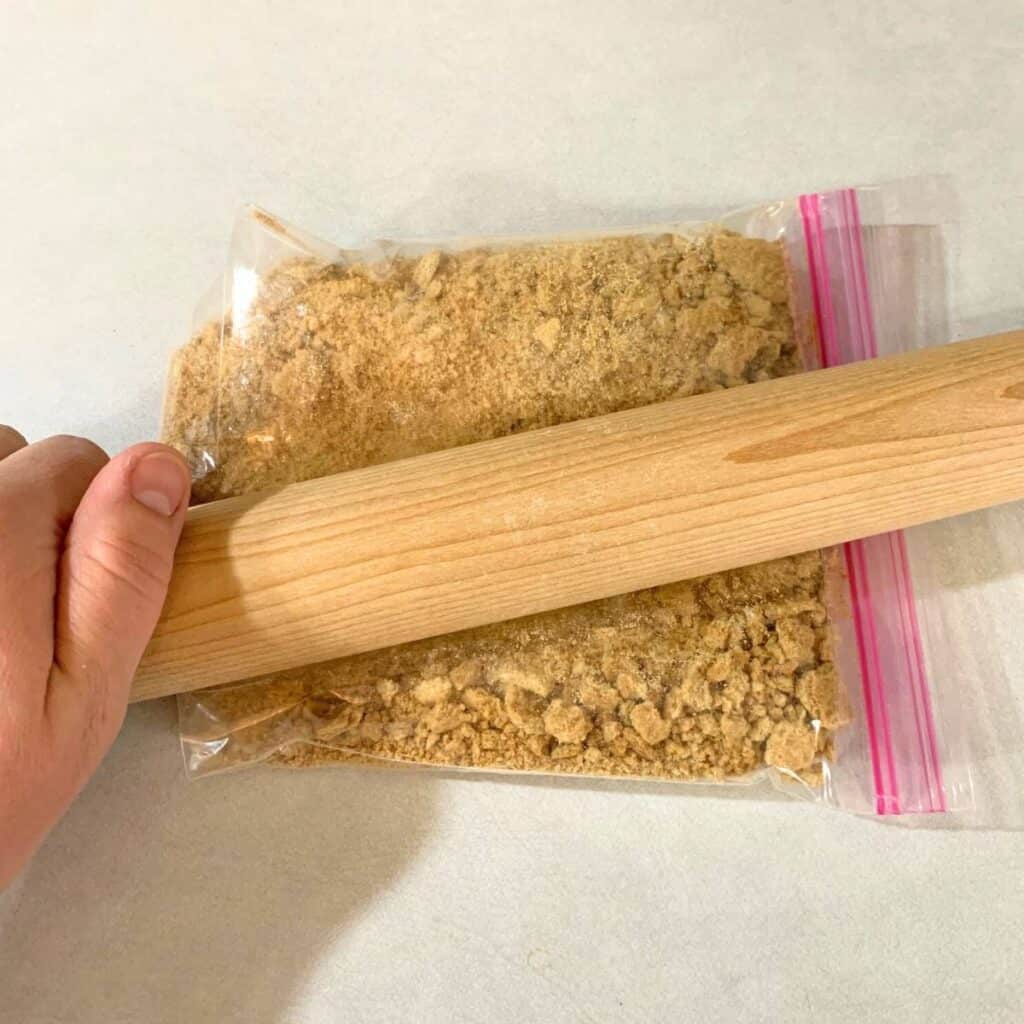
(629, 702, 672, 746)
(543, 700, 592, 744)
(163, 231, 801, 501)
(764, 719, 817, 772)
(166, 228, 843, 784)
(796, 665, 851, 730)
(413, 677, 452, 705)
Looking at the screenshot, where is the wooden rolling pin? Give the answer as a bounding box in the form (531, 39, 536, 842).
(133, 330, 1024, 702)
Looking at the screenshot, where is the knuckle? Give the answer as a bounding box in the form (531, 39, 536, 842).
(0, 424, 28, 447)
(45, 434, 109, 471)
(75, 531, 174, 605)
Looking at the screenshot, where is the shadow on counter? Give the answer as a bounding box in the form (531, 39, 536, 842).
(0, 697, 439, 1024)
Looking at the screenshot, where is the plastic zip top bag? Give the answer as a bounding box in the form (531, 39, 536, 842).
(163, 178, 1001, 818)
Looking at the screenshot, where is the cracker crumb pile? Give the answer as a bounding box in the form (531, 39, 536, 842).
(164, 227, 848, 782)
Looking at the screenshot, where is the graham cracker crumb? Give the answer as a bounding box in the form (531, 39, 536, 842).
(166, 227, 845, 784)
(164, 231, 800, 501)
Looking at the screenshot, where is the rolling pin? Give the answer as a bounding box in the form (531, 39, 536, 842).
(133, 329, 1024, 703)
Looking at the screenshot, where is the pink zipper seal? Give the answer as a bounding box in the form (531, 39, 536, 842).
(798, 189, 948, 815)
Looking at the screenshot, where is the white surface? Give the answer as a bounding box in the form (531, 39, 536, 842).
(2, 2, 1023, 1022)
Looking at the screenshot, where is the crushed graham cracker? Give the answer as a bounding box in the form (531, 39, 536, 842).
(164, 231, 798, 501)
(164, 226, 849, 783)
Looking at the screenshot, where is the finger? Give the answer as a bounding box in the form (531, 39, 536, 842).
(0, 425, 27, 460)
(46, 443, 190, 764)
(0, 436, 108, 718)
(0, 434, 109, 534)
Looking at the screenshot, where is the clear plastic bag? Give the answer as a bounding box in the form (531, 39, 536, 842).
(162, 180, 989, 816)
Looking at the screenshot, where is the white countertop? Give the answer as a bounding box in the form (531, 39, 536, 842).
(2, 3, 1023, 1021)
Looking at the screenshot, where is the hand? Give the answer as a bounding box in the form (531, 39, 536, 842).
(0, 428, 190, 888)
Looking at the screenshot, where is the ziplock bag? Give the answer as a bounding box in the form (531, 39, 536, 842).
(162, 179, 995, 817)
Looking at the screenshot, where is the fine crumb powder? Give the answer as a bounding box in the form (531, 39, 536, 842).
(164, 227, 849, 783)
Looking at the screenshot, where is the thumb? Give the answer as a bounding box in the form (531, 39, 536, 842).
(48, 443, 190, 758)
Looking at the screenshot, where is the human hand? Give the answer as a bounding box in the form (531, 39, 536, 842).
(0, 428, 190, 888)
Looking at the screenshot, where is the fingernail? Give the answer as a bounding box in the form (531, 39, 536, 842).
(130, 453, 190, 516)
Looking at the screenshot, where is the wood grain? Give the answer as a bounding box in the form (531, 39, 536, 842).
(133, 330, 1024, 702)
